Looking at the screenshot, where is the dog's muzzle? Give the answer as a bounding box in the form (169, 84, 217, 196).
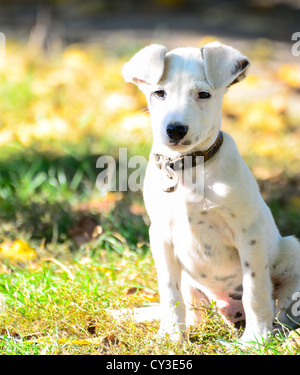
(154, 131, 224, 192)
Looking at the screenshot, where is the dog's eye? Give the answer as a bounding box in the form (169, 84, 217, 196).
(153, 90, 166, 99)
(198, 91, 211, 99)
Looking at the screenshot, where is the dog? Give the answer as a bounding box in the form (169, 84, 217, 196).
(122, 42, 300, 344)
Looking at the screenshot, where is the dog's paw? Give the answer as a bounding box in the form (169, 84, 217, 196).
(239, 329, 273, 347)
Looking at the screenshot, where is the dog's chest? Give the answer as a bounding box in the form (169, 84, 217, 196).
(144, 164, 246, 322)
(171, 201, 244, 319)
(172, 203, 239, 272)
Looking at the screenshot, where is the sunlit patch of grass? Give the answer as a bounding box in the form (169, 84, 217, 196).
(1, 248, 298, 355)
(0, 249, 156, 354)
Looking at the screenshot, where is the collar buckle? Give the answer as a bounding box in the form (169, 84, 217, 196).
(154, 131, 224, 193)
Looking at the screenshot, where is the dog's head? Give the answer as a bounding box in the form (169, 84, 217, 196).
(122, 42, 249, 154)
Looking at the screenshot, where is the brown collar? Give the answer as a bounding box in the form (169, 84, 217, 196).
(153, 131, 223, 192)
(154, 131, 223, 171)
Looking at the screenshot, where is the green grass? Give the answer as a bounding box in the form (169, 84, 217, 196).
(0, 250, 298, 355)
(0, 135, 298, 355)
(0, 41, 299, 355)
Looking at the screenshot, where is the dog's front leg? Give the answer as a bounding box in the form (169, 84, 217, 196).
(237, 228, 274, 344)
(149, 224, 187, 341)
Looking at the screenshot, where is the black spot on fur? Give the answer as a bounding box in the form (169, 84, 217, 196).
(229, 293, 242, 300)
(250, 239, 257, 245)
(198, 221, 205, 225)
(200, 273, 207, 278)
(201, 211, 208, 215)
(245, 261, 250, 267)
(235, 312, 243, 319)
(215, 274, 237, 282)
(251, 272, 256, 278)
(235, 284, 243, 292)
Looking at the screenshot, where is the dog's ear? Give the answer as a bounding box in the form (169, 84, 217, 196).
(201, 42, 250, 89)
(122, 44, 167, 86)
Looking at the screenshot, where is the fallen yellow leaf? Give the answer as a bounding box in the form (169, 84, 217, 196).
(125, 287, 158, 302)
(58, 334, 119, 346)
(0, 240, 37, 261)
(278, 64, 300, 88)
(58, 337, 102, 346)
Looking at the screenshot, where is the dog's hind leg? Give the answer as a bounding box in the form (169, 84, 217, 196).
(181, 275, 211, 327)
(272, 236, 300, 336)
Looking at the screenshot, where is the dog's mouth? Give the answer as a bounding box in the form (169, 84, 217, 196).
(166, 138, 193, 149)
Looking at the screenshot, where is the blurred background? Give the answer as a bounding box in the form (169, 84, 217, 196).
(0, 0, 299, 259)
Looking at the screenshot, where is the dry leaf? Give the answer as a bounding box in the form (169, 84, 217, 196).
(0, 328, 20, 339)
(92, 225, 103, 239)
(126, 287, 140, 296)
(87, 323, 97, 336)
(286, 329, 300, 347)
(102, 333, 119, 346)
(44, 258, 74, 281)
(126, 287, 158, 301)
(58, 337, 101, 346)
(68, 216, 101, 246)
(58, 334, 119, 347)
(113, 232, 126, 243)
(0, 240, 37, 262)
(278, 64, 300, 88)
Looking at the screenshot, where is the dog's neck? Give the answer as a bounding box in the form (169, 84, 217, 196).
(153, 131, 223, 169)
(153, 131, 224, 192)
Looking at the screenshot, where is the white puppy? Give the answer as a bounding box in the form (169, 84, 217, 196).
(122, 42, 300, 344)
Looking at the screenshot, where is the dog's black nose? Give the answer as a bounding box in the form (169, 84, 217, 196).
(166, 123, 188, 141)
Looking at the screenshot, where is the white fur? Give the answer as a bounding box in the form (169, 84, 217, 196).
(123, 42, 300, 344)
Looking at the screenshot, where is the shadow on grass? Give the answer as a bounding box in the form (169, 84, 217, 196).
(0, 148, 149, 250)
(260, 175, 300, 239)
